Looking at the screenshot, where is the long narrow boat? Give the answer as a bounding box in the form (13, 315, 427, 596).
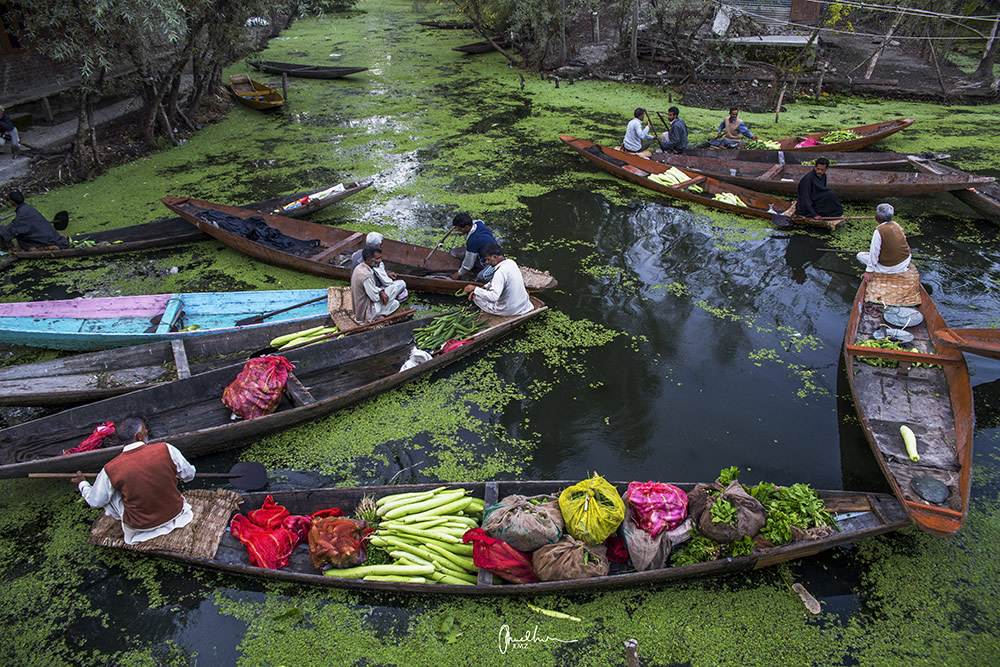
(417, 20, 474, 29)
(650, 153, 994, 197)
(933, 328, 1000, 360)
(0, 288, 334, 351)
(677, 148, 950, 169)
(229, 75, 284, 110)
(0, 299, 547, 478)
(452, 39, 510, 54)
(755, 118, 915, 152)
(161, 196, 558, 294)
(560, 135, 842, 230)
(249, 61, 368, 80)
(85, 480, 908, 595)
(0, 181, 372, 269)
(843, 283, 973, 536)
(0, 292, 413, 406)
(909, 159, 1000, 226)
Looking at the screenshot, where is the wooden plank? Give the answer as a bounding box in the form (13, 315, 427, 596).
(171, 339, 191, 380)
(674, 175, 706, 189)
(284, 372, 317, 407)
(845, 344, 961, 365)
(477, 481, 499, 587)
(310, 232, 364, 264)
(760, 163, 784, 180)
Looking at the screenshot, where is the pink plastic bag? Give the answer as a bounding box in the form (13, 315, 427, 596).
(625, 481, 688, 537)
(794, 137, 819, 148)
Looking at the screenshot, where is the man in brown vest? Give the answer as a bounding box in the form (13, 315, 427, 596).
(71, 419, 196, 545)
(709, 106, 757, 148)
(857, 203, 911, 283)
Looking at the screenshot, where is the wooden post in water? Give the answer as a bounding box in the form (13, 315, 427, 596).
(625, 639, 640, 667)
(282, 73, 288, 102)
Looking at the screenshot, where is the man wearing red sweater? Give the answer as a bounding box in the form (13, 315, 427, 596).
(71, 419, 196, 544)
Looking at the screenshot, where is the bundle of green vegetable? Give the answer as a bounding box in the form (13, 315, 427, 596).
(854, 339, 939, 369)
(800, 159, 836, 166)
(648, 167, 704, 193)
(324, 486, 485, 584)
(269, 325, 339, 351)
(820, 129, 861, 144)
(742, 138, 781, 150)
(712, 192, 747, 207)
(413, 310, 485, 351)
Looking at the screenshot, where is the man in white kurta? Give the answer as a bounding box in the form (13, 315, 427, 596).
(462, 243, 533, 316)
(857, 202, 911, 283)
(351, 247, 402, 323)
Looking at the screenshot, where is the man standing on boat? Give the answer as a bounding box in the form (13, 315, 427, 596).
(462, 243, 533, 317)
(794, 157, 843, 220)
(351, 247, 402, 323)
(70, 419, 196, 545)
(0, 190, 70, 250)
(621, 107, 657, 157)
(659, 106, 689, 154)
(858, 203, 911, 283)
(709, 107, 757, 149)
(450, 212, 498, 282)
(349, 232, 408, 301)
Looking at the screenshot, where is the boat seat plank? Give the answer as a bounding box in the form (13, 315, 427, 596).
(155, 296, 185, 334)
(310, 233, 364, 264)
(284, 373, 316, 407)
(477, 481, 499, 587)
(674, 176, 706, 190)
(760, 163, 784, 180)
(171, 340, 191, 380)
(886, 460, 962, 511)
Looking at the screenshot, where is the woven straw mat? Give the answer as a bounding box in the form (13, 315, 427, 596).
(865, 264, 921, 307)
(89, 488, 242, 559)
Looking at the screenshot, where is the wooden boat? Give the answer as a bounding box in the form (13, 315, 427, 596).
(677, 148, 950, 169)
(161, 196, 559, 295)
(0, 293, 413, 406)
(0, 181, 372, 269)
(843, 283, 973, 537)
(418, 20, 474, 29)
(933, 328, 1000, 360)
(560, 135, 843, 231)
(452, 39, 510, 54)
(745, 118, 915, 152)
(86, 480, 908, 595)
(0, 288, 333, 351)
(0, 299, 547, 478)
(909, 159, 1000, 226)
(650, 153, 994, 198)
(229, 75, 284, 110)
(249, 61, 368, 80)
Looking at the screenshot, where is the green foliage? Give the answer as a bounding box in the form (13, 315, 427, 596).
(728, 535, 754, 557)
(709, 497, 738, 525)
(769, 484, 835, 529)
(749, 481, 775, 506)
(718, 466, 740, 486)
(304, 0, 359, 13)
(760, 510, 794, 546)
(670, 530, 722, 566)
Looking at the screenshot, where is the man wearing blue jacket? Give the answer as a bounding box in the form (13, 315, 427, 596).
(449, 212, 498, 282)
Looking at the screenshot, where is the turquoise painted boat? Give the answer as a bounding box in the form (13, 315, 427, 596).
(0, 289, 331, 351)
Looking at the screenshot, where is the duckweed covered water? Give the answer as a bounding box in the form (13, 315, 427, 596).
(2, 1, 1000, 664)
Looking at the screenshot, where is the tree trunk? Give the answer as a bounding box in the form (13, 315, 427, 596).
(864, 12, 902, 80)
(974, 16, 1000, 81)
(86, 95, 101, 168)
(73, 93, 88, 177)
(560, 0, 567, 65)
(630, 0, 639, 68)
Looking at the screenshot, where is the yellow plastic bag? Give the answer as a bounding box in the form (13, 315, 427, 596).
(558, 473, 626, 545)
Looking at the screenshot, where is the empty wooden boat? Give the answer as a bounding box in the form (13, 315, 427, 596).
(909, 159, 1000, 226)
(229, 75, 284, 110)
(417, 20, 474, 29)
(162, 196, 558, 295)
(650, 153, 993, 197)
(560, 135, 843, 230)
(248, 61, 368, 79)
(84, 479, 908, 595)
(452, 39, 510, 54)
(843, 283, 973, 536)
(933, 328, 1000, 360)
(0, 299, 547, 478)
(677, 148, 950, 169)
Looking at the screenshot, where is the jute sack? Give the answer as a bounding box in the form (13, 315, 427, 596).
(687, 480, 766, 544)
(533, 535, 609, 581)
(481, 494, 563, 553)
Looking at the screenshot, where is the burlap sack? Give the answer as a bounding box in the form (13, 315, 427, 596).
(619, 491, 670, 572)
(481, 494, 563, 553)
(532, 536, 609, 581)
(687, 481, 766, 544)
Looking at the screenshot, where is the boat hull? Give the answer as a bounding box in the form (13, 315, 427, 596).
(249, 61, 368, 80)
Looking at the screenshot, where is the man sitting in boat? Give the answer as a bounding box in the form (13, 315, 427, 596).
(461, 243, 533, 317)
(0, 190, 70, 251)
(70, 419, 196, 545)
(858, 203, 911, 283)
(658, 106, 688, 154)
(349, 232, 408, 301)
(351, 247, 403, 323)
(709, 107, 757, 149)
(450, 212, 498, 282)
(794, 157, 843, 220)
(620, 107, 656, 157)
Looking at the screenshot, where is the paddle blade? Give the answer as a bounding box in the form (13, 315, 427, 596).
(225, 462, 268, 490)
(771, 213, 793, 228)
(235, 316, 263, 326)
(53, 211, 69, 231)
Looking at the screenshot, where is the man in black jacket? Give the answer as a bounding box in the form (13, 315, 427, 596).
(0, 190, 69, 250)
(794, 157, 843, 219)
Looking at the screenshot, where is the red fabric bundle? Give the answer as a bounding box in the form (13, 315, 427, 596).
(625, 481, 688, 537)
(440, 339, 473, 354)
(62, 421, 116, 455)
(463, 527, 537, 584)
(222, 356, 295, 420)
(604, 534, 630, 563)
(231, 495, 319, 569)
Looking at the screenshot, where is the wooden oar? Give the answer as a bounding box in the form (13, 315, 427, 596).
(771, 212, 870, 228)
(28, 461, 268, 491)
(644, 111, 664, 151)
(235, 295, 328, 326)
(422, 226, 455, 265)
(817, 247, 942, 263)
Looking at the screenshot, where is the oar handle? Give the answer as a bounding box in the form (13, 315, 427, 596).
(423, 227, 455, 263)
(28, 472, 237, 479)
(235, 294, 327, 326)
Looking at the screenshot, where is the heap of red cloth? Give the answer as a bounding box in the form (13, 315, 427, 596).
(229, 495, 342, 570)
(62, 421, 116, 456)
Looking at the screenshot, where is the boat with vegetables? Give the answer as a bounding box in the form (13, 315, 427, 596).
(162, 196, 558, 295)
(87, 474, 908, 595)
(675, 148, 950, 169)
(843, 283, 973, 537)
(908, 159, 1000, 226)
(735, 118, 915, 152)
(0, 182, 371, 271)
(0, 299, 547, 478)
(648, 153, 993, 198)
(0, 290, 413, 406)
(560, 135, 843, 230)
